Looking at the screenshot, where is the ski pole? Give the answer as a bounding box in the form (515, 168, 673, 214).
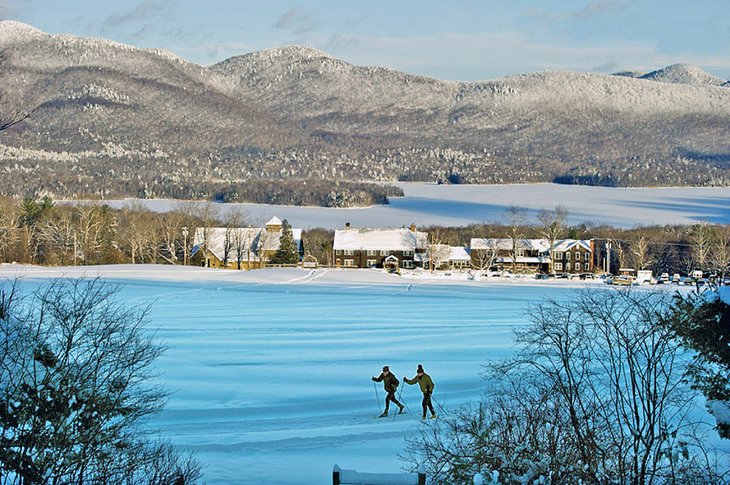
(398, 385, 410, 412)
(373, 380, 382, 414)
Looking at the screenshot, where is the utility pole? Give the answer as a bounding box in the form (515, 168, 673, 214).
(182, 227, 188, 266)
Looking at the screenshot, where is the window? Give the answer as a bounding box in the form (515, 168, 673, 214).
(335, 250, 342, 255)
(380, 250, 389, 256)
(575, 252, 580, 261)
(554, 262, 562, 271)
(367, 249, 377, 256)
(554, 252, 563, 260)
(566, 252, 571, 260)
(403, 260, 414, 269)
(566, 262, 571, 271)
(367, 259, 377, 267)
(516, 249, 525, 257)
(403, 250, 413, 257)
(584, 252, 590, 261)
(344, 259, 354, 267)
(344, 249, 354, 256)
(584, 263, 590, 271)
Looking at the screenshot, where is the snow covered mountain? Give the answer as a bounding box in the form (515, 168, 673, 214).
(640, 63, 729, 87)
(1, 21, 730, 200)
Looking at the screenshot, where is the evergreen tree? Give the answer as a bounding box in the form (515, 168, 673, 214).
(0, 279, 201, 483)
(271, 219, 299, 264)
(661, 292, 730, 438)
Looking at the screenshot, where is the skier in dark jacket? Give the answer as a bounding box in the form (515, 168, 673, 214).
(372, 365, 405, 417)
(404, 364, 436, 419)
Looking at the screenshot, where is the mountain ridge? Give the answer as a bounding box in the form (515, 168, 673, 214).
(1, 21, 729, 203)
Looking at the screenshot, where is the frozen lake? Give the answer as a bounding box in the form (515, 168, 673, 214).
(8, 267, 586, 484)
(6, 265, 724, 484)
(97, 182, 730, 229)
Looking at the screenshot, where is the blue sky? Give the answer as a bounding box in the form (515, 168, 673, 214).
(4, 0, 730, 81)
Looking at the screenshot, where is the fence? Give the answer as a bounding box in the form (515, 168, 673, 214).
(332, 465, 426, 485)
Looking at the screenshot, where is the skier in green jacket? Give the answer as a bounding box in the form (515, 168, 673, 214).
(372, 365, 405, 417)
(404, 364, 436, 420)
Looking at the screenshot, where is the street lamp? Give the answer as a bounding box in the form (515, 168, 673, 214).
(182, 226, 188, 266)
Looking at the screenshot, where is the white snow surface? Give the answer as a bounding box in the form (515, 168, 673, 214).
(1, 264, 726, 484)
(641, 63, 729, 87)
(94, 183, 730, 230)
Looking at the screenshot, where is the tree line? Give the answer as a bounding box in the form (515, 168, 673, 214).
(1, 197, 729, 278)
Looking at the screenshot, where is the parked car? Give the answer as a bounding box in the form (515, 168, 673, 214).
(613, 275, 634, 286)
(678, 276, 695, 286)
(671, 273, 681, 284)
(534, 273, 549, 280)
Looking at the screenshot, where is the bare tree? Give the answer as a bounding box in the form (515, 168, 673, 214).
(690, 222, 713, 271)
(75, 203, 115, 265)
(405, 288, 726, 484)
(156, 211, 185, 265)
(0, 278, 201, 484)
(223, 208, 249, 270)
(119, 202, 157, 264)
(610, 237, 626, 271)
(196, 202, 221, 256)
(0, 197, 20, 263)
(36, 206, 76, 265)
(471, 239, 498, 274)
(0, 50, 36, 133)
(222, 208, 247, 269)
(301, 228, 334, 266)
(538, 205, 568, 274)
(426, 227, 451, 272)
(505, 206, 527, 273)
(710, 225, 730, 282)
(628, 235, 653, 270)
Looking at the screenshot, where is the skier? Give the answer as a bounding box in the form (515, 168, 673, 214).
(404, 364, 436, 420)
(372, 365, 405, 417)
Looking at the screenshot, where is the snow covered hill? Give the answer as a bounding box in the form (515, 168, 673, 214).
(1, 21, 730, 201)
(641, 63, 729, 87)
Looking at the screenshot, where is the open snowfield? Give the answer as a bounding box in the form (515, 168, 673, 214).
(96, 182, 730, 229)
(1, 264, 725, 484)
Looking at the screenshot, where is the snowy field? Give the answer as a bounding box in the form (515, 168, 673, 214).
(96, 182, 730, 229)
(0, 265, 723, 484)
(1, 265, 592, 484)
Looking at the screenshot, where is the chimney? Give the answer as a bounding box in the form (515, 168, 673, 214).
(410, 223, 416, 232)
(345, 222, 351, 229)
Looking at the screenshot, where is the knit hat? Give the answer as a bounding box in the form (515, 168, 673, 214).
(382, 365, 389, 372)
(417, 364, 424, 374)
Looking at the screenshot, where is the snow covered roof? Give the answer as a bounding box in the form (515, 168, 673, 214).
(333, 227, 428, 251)
(552, 239, 593, 252)
(470, 238, 551, 252)
(470, 238, 593, 253)
(449, 246, 471, 261)
(191, 226, 302, 261)
(266, 216, 282, 226)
